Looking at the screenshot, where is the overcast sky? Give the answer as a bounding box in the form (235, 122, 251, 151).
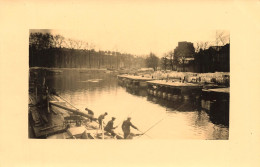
(29, 2, 230, 57)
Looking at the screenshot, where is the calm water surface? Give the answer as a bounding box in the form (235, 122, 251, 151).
(46, 69, 229, 140)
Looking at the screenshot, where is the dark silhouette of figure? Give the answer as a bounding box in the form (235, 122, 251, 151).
(122, 117, 138, 139)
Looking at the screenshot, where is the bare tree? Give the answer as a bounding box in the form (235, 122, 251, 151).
(64, 38, 77, 49)
(216, 30, 230, 46)
(195, 41, 210, 52)
(146, 53, 159, 71)
(168, 51, 175, 71)
(53, 35, 65, 48)
(74, 40, 84, 50)
(160, 55, 168, 71)
(81, 41, 88, 50)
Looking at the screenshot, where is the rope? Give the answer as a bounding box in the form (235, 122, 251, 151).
(56, 94, 79, 110)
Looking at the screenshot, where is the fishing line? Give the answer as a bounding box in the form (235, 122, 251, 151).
(56, 94, 79, 110)
(138, 101, 188, 138)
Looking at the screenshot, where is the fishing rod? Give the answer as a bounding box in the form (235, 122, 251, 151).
(138, 102, 188, 138)
(113, 110, 152, 138)
(110, 109, 152, 138)
(136, 129, 152, 138)
(137, 118, 165, 138)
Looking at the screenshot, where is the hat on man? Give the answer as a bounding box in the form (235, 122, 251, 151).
(112, 117, 116, 120)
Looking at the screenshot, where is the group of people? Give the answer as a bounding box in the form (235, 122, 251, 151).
(96, 112, 139, 139)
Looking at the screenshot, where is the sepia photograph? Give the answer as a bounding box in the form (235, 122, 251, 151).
(1, 1, 259, 166)
(28, 29, 230, 140)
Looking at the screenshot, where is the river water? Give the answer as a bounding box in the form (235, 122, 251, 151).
(45, 69, 229, 140)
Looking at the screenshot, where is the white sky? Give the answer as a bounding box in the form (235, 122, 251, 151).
(30, 1, 230, 57)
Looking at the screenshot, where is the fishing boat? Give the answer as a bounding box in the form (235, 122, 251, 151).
(30, 92, 124, 139)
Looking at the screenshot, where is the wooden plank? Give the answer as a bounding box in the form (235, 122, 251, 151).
(50, 105, 70, 117)
(49, 101, 95, 120)
(40, 125, 58, 131)
(30, 108, 41, 124)
(203, 88, 229, 94)
(41, 114, 48, 123)
(33, 124, 66, 138)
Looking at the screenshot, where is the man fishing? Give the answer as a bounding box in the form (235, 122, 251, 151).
(122, 117, 138, 139)
(104, 117, 118, 137)
(98, 112, 108, 129)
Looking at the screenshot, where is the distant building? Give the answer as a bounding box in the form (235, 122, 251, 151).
(172, 42, 229, 73)
(174, 41, 195, 58)
(194, 44, 230, 73)
(173, 41, 195, 72)
(175, 57, 195, 72)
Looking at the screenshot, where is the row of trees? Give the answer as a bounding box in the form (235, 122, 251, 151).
(29, 32, 146, 69)
(30, 31, 229, 72)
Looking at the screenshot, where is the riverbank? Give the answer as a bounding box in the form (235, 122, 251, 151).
(128, 71, 229, 86)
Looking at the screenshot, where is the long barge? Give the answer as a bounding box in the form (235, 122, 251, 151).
(117, 75, 154, 89)
(146, 80, 203, 101)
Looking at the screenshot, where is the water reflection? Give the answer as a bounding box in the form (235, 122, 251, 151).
(125, 87, 148, 97)
(46, 70, 118, 93)
(37, 69, 229, 139)
(201, 93, 229, 127)
(119, 81, 229, 128)
(147, 95, 201, 112)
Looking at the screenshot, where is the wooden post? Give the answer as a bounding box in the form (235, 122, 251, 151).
(102, 122, 104, 140)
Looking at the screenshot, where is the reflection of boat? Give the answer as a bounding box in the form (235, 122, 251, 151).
(201, 88, 229, 126)
(146, 95, 201, 112)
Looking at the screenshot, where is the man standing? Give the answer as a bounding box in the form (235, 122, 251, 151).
(98, 112, 108, 129)
(104, 117, 118, 137)
(122, 117, 138, 139)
